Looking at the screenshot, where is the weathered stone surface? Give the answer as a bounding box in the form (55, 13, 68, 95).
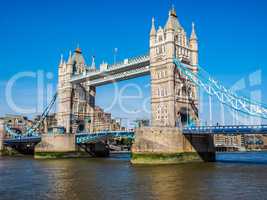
(131, 152, 203, 164)
(34, 151, 89, 159)
(34, 134, 77, 158)
(131, 127, 215, 164)
(34, 134, 110, 158)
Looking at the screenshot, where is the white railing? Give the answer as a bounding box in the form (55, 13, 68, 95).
(107, 54, 149, 71)
(88, 66, 150, 86)
(71, 54, 149, 83)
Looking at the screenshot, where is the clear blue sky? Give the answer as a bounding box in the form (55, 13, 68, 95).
(0, 0, 267, 125)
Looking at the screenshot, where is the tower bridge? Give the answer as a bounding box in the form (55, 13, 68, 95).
(1, 6, 267, 163)
(71, 54, 150, 86)
(57, 7, 199, 133)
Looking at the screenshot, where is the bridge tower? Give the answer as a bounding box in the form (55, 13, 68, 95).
(57, 47, 96, 134)
(150, 7, 199, 127)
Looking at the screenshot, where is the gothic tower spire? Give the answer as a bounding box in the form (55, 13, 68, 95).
(150, 17, 157, 48)
(59, 54, 64, 66)
(150, 17, 156, 36)
(91, 56, 96, 69)
(190, 22, 199, 66)
(190, 22, 197, 40)
(67, 50, 72, 65)
(165, 5, 181, 31)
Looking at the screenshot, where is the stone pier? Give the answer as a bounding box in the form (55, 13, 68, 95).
(131, 127, 215, 164)
(34, 134, 109, 158)
(34, 134, 84, 158)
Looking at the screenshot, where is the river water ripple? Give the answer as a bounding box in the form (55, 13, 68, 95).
(1, 152, 267, 200)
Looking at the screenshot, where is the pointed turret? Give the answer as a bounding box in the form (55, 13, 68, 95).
(59, 54, 64, 66)
(72, 46, 85, 65)
(150, 17, 157, 48)
(190, 22, 197, 41)
(75, 47, 82, 54)
(165, 6, 181, 31)
(67, 51, 73, 65)
(170, 4, 177, 17)
(91, 56, 96, 69)
(189, 22, 198, 66)
(150, 17, 156, 36)
(165, 11, 174, 30)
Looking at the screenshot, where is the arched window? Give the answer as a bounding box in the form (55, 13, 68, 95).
(182, 85, 186, 96)
(159, 46, 162, 54)
(177, 89, 181, 96)
(161, 89, 164, 97)
(175, 35, 178, 42)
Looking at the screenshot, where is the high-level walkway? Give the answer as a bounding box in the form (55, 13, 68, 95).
(71, 54, 150, 86)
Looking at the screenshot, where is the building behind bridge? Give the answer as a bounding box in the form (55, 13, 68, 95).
(91, 106, 123, 132)
(0, 114, 31, 134)
(214, 134, 245, 152)
(214, 134, 267, 151)
(1, 106, 124, 135)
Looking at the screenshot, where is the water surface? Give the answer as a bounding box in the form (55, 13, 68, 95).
(1, 152, 267, 200)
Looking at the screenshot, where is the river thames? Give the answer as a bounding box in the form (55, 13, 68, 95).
(1, 152, 267, 200)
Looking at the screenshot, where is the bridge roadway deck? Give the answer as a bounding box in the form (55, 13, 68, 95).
(3, 136, 41, 146)
(75, 131, 135, 144)
(183, 125, 267, 135)
(4, 125, 267, 145)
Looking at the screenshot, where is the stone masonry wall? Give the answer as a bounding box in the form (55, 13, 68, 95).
(131, 127, 215, 163)
(35, 134, 76, 153)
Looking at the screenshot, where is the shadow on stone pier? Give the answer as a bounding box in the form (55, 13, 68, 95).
(131, 127, 216, 164)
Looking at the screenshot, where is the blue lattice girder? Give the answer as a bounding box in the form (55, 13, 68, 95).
(76, 131, 134, 144)
(173, 59, 267, 119)
(183, 125, 267, 135)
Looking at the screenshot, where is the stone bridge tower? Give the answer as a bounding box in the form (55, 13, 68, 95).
(57, 48, 96, 133)
(150, 7, 199, 127)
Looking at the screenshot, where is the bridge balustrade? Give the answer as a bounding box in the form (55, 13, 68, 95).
(75, 131, 134, 144)
(71, 54, 150, 84)
(183, 125, 267, 135)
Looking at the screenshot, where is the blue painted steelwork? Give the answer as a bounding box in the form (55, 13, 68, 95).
(4, 136, 41, 146)
(5, 125, 39, 138)
(183, 125, 267, 135)
(76, 131, 134, 144)
(3, 93, 57, 146)
(76, 125, 267, 144)
(24, 93, 57, 137)
(4, 125, 41, 146)
(4, 93, 57, 139)
(173, 58, 267, 119)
